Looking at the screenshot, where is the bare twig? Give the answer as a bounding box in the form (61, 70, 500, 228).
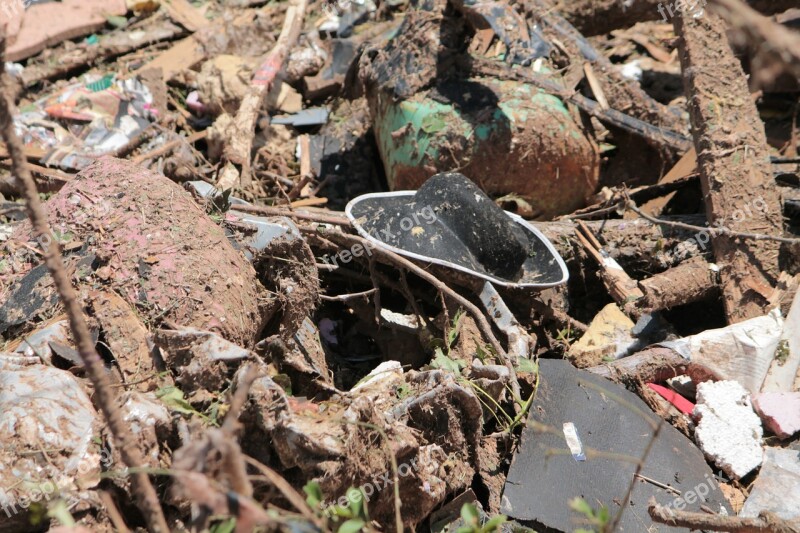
(243, 456, 324, 529)
(98, 491, 132, 533)
(626, 197, 800, 245)
(216, 0, 309, 190)
(648, 499, 800, 532)
(0, 35, 169, 533)
(575, 220, 644, 315)
(231, 204, 350, 226)
(610, 410, 664, 532)
(319, 288, 378, 302)
(132, 130, 208, 164)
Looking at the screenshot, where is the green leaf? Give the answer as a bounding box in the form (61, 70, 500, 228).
(460, 503, 480, 527)
(303, 481, 323, 509)
(346, 487, 364, 519)
(431, 347, 466, 375)
(597, 506, 610, 525)
(481, 515, 507, 532)
(447, 309, 466, 349)
(569, 497, 594, 519)
(47, 500, 76, 527)
(210, 517, 237, 533)
(156, 386, 201, 417)
(514, 358, 538, 374)
(337, 518, 365, 533)
(395, 383, 412, 400)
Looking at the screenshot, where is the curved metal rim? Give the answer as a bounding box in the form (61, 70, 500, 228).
(345, 191, 570, 289)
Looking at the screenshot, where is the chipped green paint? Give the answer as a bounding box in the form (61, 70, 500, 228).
(376, 79, 577, 182)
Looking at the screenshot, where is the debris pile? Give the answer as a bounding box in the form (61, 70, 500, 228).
(1, 0, 800, 532)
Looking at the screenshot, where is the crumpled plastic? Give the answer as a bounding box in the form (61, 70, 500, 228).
(14, 73, 157, 170)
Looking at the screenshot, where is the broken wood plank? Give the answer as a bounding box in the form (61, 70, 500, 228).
(6, 0, 128, 62)
(674, 9, 785, 323)
(216, 0, 309, 190)
(20, 17, 184, 87)
(164, 0, 209, 32)
(639, 258, 720, 311)
(134, 35, 206, 81)
(588, 346, 689, 384)
(638, 147, 697, 216)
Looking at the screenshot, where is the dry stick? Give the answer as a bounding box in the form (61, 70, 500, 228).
(99, 491, 133, 533)
(319, 288, 378, 302)
(243, 456, 324, 529)
(232, 203, 350, 226)
(0, 36, 169, 533)
(638, 258, 720, 311)
(301, 227, 522, 400)
(648, 500, 800, 533)
(583, 63, 609, 110)
(132, 129, 208, 164)
(674, 8, 785, 323)
(626, 198, 800, 245)
(575, 221, 644, 316)
(216, 0, 309, 190)
(588, 346, 688, 384)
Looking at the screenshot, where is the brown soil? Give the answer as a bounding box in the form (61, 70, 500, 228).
(9, 157, 271, 346)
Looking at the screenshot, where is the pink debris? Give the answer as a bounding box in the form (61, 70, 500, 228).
(752, 392, 800, 439)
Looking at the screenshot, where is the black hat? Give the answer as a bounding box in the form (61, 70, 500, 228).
(345, 172, 568, 288)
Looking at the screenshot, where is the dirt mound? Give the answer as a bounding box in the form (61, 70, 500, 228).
(9, 157, 271, 345)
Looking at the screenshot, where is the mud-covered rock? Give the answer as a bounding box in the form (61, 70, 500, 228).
(155, 327, 254, 393)
(240, 365, 480, 530)
(7, 157, 272, 346)
(0, 358, 101, 532)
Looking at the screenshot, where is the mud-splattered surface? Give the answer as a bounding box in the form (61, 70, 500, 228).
(7, 157, 271, 345)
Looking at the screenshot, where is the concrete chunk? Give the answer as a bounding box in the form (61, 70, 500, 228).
(693, 380, 763, 479)
(568, 303, 638, 368)
(740, 447, 800, 520)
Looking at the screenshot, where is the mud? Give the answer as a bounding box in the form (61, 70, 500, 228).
(8, 157, 271, 346)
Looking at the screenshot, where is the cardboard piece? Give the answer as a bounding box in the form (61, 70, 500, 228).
(6, 0, 128, 62)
